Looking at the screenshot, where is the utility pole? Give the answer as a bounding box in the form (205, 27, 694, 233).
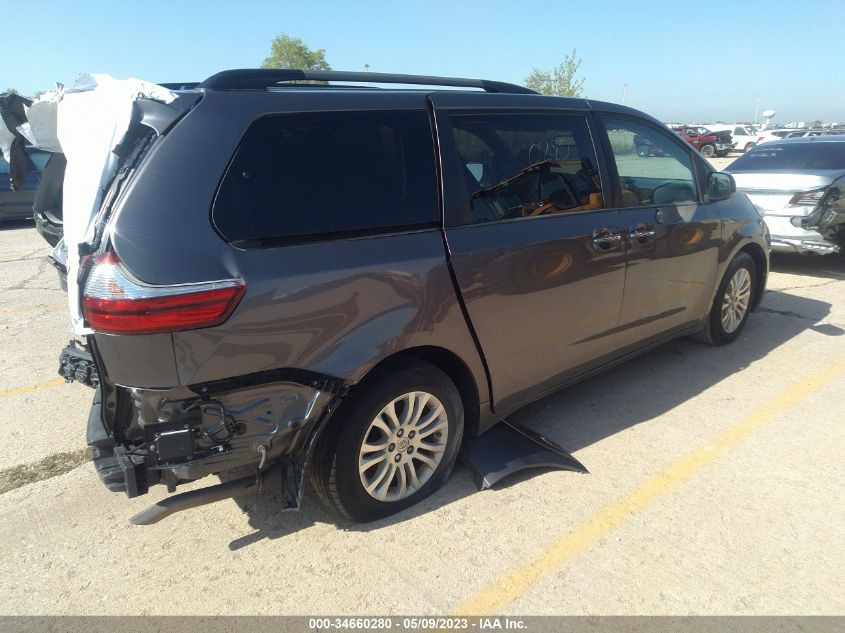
(754, 95, 760, 125)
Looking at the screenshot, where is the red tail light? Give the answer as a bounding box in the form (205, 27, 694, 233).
(82, 252, 245, 335)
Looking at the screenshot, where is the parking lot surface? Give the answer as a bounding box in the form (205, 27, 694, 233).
(1, 197, 843, 614)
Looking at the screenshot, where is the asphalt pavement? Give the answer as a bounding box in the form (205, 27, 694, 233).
(0, 181, 843, 615)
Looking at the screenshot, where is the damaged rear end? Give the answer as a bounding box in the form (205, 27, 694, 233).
(51, 88, 352, 520)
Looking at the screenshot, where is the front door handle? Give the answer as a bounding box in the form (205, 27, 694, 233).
(629, 223, 656, 244)
(592, 226, 623, 251)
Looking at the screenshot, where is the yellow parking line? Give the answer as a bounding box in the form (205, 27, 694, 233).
(454, 354, 845, 615)
(0, 301, 67, 316)
(0, 378, 66, 399)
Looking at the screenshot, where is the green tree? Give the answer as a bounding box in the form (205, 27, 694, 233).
(524, 50, 585, 97)
(261, 33, 330, 71)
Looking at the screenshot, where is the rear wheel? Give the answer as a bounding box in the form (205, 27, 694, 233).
(744, 142, 756, 152)
(636, 144, 650, 157)
(700, 144, 716, 158)
(694, 252, 756, 345)
(310, 358, 463, 522)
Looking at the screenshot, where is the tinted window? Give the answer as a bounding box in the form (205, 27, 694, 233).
(449, 113, 603, 223)
(604, 118, 698, 207)
(27, 148, 49, 171)
(728, 142, 845, 171)
(213, 110, 438, 243)
(0, 148, 47, 175)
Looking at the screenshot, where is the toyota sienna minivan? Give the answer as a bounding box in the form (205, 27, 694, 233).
(44, 69, 769, 523)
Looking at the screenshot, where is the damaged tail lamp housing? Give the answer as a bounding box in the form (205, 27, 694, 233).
(82, 252, 245, 335)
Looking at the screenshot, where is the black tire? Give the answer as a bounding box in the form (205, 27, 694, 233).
(636, 144, 650, 157)
(700, 144, 716, 158)
(744, 142, 756, 152)
(694, 252, 756, 345)
(309, 358, 464, 522)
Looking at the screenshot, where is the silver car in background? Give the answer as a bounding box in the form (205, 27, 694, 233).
(726, 135, 845, 255)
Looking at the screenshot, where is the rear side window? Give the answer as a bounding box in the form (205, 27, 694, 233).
(213, 110, 439, 243)
(449, 113, 604, 223)
(728, 142, 845, 171)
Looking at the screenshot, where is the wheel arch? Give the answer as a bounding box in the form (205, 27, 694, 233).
(739, 242, 768, 310)
(361, 346, 482, 439)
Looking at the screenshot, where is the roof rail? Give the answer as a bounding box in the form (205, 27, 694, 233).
(197, 69, 536, 95)
(158, 82, 200, 91)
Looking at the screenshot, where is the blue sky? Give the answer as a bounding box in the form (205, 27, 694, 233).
(6, 0, 842, 124)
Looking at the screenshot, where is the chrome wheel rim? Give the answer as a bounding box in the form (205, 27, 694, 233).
(721, 267, 752, 334)
(358, 391, 448, 502)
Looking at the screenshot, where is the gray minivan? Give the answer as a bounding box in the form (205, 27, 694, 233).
(50, 70, 769, 523)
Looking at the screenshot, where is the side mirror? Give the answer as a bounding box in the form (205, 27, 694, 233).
(708, 172, 736, 201)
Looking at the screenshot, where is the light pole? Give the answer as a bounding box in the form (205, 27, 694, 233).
(754, 95, 760, 125)
(623, 83, 628, 105)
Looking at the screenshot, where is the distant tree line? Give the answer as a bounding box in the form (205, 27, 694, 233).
(261, 33, 585, 96)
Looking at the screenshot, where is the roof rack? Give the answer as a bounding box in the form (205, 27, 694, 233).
(197, 69, 536, 95)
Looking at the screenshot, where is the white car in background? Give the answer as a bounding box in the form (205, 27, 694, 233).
(726, 135, 845, 255)
(708, 124, 758, 152)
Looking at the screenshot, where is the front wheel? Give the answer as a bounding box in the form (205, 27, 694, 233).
(694, 252, 756, 345)
(700, 144, 716, 158)
(636, 144, 650, 157)
(309, 358, 464, 522)
(744, 142, 756, 152)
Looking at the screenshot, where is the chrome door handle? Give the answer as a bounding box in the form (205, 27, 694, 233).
(629, 223, 656, 243)
(592, 226, 623, 251)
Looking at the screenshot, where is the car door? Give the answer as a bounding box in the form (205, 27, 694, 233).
(0, 147, 48, 219)
(434, 103, 625, 413)
(597, 115, 722, 344)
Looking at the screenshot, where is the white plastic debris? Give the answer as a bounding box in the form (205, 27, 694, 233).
(22, 86, 64, 152)
(0, 119, 14, 165)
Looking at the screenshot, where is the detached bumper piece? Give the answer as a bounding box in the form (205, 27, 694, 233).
(461, 419, 587, 490)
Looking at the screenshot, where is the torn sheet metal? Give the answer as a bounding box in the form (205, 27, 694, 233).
(461, 419, 587, 490)
(55, 74, 176, 334)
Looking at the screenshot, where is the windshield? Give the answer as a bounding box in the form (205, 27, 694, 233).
(728, 142, 845, 171)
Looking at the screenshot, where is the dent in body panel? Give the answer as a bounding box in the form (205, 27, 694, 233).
(172, 230, 489, 403)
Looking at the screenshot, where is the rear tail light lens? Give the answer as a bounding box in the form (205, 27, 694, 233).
(82, 252, 245, 335)
(788, 188, 828, 207)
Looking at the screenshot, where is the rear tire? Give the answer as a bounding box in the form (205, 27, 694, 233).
(636, 144, 650, 157)
(700, 144, 716, 158)
(694, 252, 756, 345)
(744, 142, 756, 152)
(309, 358, 463, 522)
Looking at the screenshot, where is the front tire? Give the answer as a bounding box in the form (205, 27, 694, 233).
(310, 358, 463, 522)
(695, 252, 756, 345)
(700, 144, 716, 158)
(744, 142, 756, 152)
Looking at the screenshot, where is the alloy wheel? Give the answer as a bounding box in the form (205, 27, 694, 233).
(358, 391, 449, 502)
(721, 267, 752, 334)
